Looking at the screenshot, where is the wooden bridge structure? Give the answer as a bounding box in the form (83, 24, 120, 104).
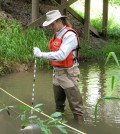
(28, 0, 109, 40)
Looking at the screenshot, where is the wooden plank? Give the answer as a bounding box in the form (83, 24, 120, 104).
(58, 0, 77, 12)
(67, 7, 100, 37)
(84, 0, 90, 40)
(27, 0, 77, 27)
(102, 0, 108, 39)
(60, 0, 67, 15)
(67, 7, 84, 24)
(32, 0, 39, 22)
(89, 26, 100, 37)
(39, 4, 55, 14)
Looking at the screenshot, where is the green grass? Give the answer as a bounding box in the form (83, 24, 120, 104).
(109, 0, 120, 5)
(79, 37, 120, 61)
(100, 41, 120, 57)
(0, 20, 49, 63)
(0, 19, 51, 74)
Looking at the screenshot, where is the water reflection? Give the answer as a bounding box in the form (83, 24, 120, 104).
(80, 62, 120, 128)
(0, 61, 120, 134)
(86, 66, 101, 106)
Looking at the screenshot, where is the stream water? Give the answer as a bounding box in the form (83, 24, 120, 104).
(0, 61, 120, 134)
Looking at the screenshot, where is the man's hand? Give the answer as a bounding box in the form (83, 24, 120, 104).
(33, 47, 42, 57)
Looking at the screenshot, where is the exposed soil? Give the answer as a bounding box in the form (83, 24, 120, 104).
(1, 0, 32, 26)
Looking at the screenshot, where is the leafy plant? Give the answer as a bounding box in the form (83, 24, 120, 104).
(94, 96, 120, 124)
(105, 52, 120, 67)
(17, 104, 68, 134)
(0, 103, 14, 116)
(94, 52, 120, 123)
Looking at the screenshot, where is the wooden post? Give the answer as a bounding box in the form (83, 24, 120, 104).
(102, 0, 108, 39)
(28, 0, 77, 27)
(84, 0, 90, 41)
(60, 0, 67, 15)
(32, 0, 39, 22)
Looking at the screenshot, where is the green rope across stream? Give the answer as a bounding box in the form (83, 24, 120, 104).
(0, 87, 86, 134)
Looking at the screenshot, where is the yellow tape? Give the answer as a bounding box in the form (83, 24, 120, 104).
(0, 87, 86, 134)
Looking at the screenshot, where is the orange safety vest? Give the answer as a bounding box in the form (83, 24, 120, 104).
(48, 27, 80, 68)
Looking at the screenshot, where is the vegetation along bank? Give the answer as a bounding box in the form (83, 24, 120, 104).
(0, 0, 120, 76)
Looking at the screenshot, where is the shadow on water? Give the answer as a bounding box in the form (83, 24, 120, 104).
(0, 61, 120, 134)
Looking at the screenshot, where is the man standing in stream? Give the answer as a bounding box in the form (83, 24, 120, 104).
(33, 10, 84, 124)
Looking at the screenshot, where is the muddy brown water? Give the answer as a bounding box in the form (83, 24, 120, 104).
(0, 61, 120, 134)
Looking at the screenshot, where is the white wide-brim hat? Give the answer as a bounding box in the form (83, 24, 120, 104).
(42, 10, 66, 27)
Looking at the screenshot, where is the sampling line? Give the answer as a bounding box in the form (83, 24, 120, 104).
(0, 87, 86, 134)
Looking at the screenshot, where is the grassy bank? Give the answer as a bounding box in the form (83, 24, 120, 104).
(0, 19, 120, 75)
(0, 0, 120, 75)
(80, 38, 120, 60)
(0, 19, 50, 75)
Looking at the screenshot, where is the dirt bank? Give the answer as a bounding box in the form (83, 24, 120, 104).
(1, 0, 32, 26)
